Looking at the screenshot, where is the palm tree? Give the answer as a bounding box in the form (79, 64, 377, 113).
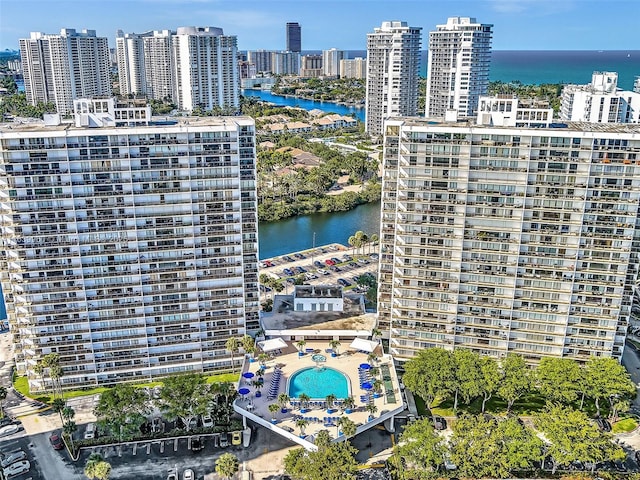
(325, 394, 336, 413)
(241, 334, 255, 359)
(268, 403, 280, 422)
(328, 339, 341, 355)
(299, 393, 311, 412)
(295, 339, 307, 354)
(367, 352, 379, 366)
(63, 420, 77, 452)
(315, 429, 332, 448)
(365, 403, 378, 420)
(296, 418, 309, 437)
(215, 452, 239, 480)
(0, 386, 8, 419)
(225, 337, 241, 373)
(372, 379, 384, 396)
(337, 416, 357, 439)
(257, 353, 269, 367)
(369, 234, 379, 254)
(52, 397, 66, 425)
(341, 396, 355, 413)
(371, 328, 382, 343)
(278, 393, 290, 412)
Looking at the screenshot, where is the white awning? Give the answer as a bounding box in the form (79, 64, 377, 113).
(349, 337, 378, 353)
(258, 337, 288, 353)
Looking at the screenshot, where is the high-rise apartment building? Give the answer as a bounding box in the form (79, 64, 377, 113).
(378, 115, 640, 363)
(172, 27, 240, 112)
(247, 50, 273, 74)
(425, 17, 492, 120)
(271, 51, 300, 76)
(300, 55, 323, 78)
(0, 101, 259, 391)
(116, 31, 147, 96)
(286, 22, 301, 53)
(322, 48, 345, 77)
(20, 29, 111, 115)
(143, 30, 175, 102)
(340, 58, 367, 79)
(365, 21, 421, 137)
(560, 72, 640, 124)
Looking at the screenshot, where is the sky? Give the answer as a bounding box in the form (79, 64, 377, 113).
(1, 0, 639, 52)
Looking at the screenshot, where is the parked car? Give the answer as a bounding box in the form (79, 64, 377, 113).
(317, 269, 329, 276)
(283, 268, 293, 276)
(282, 255, 294, 262)
(324, 259, 335, 266)
(166, 468, 178, 480)
(370, 253, 379, 259)
(433, 416, 447, 430)
(337, 278, 351, 287)
(183, 469, 195, 480)
(212, 433, 220, 448)
(329, 266, 341, 272)
(220, 432, 229, 448)
(0, 424, 19, 437)
(231, 430, 242, 446)
(151, 417, 163, 433)
(190, 436, 204, 452)
(330, 257, 341, 264)
(349, 262, 359, 268)
(294, 253, 305, 259)
(84, 422, 96, 439)
(3, 460, 30, 477)
(342, 255, 353, 262)
(202, 415, 213, 428)
(357, 258, 369, 264)
(1, 450, 27, 468)
(49, 432, 64, 450)
(313, 260, 324, 268)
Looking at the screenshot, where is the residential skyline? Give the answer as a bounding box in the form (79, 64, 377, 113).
(1, 0, 639, 52)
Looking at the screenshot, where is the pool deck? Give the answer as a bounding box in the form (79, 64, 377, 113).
(233, 340, 405, 450)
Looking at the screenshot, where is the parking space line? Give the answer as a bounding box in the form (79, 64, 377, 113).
(160, 441, 164, 454)
(147, 443, 151, 455)
(173, 438, 178, 452)
(133, 444, 137, 456)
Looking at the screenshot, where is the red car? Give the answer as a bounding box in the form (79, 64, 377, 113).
(49, 432, 64, 450)
(324, 259, 335, 266)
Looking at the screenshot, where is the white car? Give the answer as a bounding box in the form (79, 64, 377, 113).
(0, 424, 19, 437)
(3, 459, 30, 477)
(317, 269, 330, 275)
(202, 415, 213, 428)
(1, 450, 27, 468)
(183, 469, 195, 480)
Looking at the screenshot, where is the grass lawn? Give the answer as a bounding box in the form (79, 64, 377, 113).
(612, 417, 638, 433)
(14, 372, 239, 405)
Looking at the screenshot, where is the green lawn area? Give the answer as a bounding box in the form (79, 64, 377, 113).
(14, 372, 239, 405)
(612, 417, 638, 433)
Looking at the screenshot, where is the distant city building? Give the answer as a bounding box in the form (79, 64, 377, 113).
(0, 108, 259, 391)
(365, 21, 421, 136)
(286, 22, 301, 53)
(425, 17, 493, 120)
(239, 60, 257, 79)
(322, 48, 345, 77)
(300, 54, 323, 78)
(476, 95, 554, 127)
(172, 26, 240, 112)
(560, 72, 640, 124)
(378, 115, 640, 363)
(247, 50, 273, 74)
(116, 31, 147, 96)
(20, 29, 111, 115)
(340, 57, 367, 79)
(143, 30, 175, 102)
(272, 51, 300, 76)
(635, 76, 640, 94)
(7, 60, 22, 73)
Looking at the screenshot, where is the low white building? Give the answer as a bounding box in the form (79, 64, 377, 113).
(476, 95, 554, 127)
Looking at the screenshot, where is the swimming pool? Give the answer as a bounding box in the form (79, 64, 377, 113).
(288, 366, 350, 399)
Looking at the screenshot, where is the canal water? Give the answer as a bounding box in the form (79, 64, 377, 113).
(242, 89, 365, 122)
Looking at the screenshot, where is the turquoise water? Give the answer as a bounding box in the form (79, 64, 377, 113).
(288, 366, 350, 399)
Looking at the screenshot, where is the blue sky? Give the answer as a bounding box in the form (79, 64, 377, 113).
(1, 0, 639, 51)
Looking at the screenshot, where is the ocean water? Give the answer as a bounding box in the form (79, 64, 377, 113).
(342, 50, 639, 90)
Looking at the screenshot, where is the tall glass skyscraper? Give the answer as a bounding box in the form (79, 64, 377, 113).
(286, 22, 301, 53)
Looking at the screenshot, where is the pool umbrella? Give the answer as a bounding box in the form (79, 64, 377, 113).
(238, 387, 250, 398)
(361, 382, 373, 390)
(242, 372, 255, 379)
(359, 363, 371, 370)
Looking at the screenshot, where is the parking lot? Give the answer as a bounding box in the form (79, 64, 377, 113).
(260, 243, 378, 297)
(0, 423, 45, 480)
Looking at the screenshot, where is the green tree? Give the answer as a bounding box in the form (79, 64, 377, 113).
(157, 373, 212, 431)
(215, 452, 240, 480)
(479, 356, 500, 413)
(337, 416, 357, 439)
(225, 337, 241, 373)
(452, 349, 483, 410)
(497, 353, 532, 412)
(296, 417, 309, 436)
(296, 339, 307, 353)
(241, 334, 256, 358)
(94, 384, 150, 440)
(84, 453, 111, 480)
(328, 339, 341, 354)
(536, 357, 583, 404)
(284, 442, 358, 480)
(278, 393, 290, 411)
(584, 357, 635, 417)
(535, 404, 625, 474)
(450, 414, 543, 479)
(52, 397, 66, 425)
(268, 403, 280, 421)
(315, 429, 333, 448)
(396, 417, 446, 477)
(0, 386, 8, 419)
(63, 420, 77, 452)
(402, 348, 455, 409)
